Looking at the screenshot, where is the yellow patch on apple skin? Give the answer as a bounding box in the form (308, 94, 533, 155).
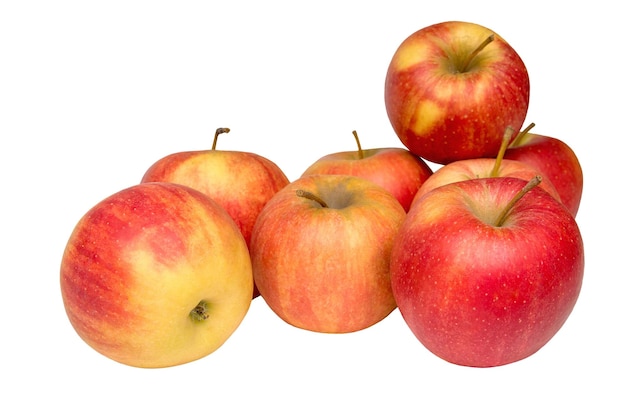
(393, 41, 431, 71)
(116, 216, 253, 367)
(409, 185, 455, 225)
(166, 154, 231, 190)
(468, 77, 489, 103)
(412, 100, 445, 136)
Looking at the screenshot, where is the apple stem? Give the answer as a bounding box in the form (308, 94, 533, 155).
(352, 130, 364, 160)
(489, 126, 514, 177)
(460, 34, 494, 72)
(211, 127, 231, 150)
(508, 122, 536, 148)
(190, 300, 210, 322)
(296, 189, 328, 208)
(495, 176, 542, 227)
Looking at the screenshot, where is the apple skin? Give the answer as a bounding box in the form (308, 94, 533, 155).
(505, 133, 583, 217)
(141, 146, 290, 298)
(249, 174, 406, 333)
(411, 157, 562, 206)
(60, 182, 254, 368)
(300, 147, 433, 212)
(384, 21, 530, 164)
(141, 149, 290, 247)
(390, 177, 584, 367)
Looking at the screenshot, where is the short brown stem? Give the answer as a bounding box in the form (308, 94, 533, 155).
(211, 127, 231, 150)
(460, 34, 494, 72)
(296, 189, 328, 208)
(495, 176, 542, 227)
(352, 130, 364, 160)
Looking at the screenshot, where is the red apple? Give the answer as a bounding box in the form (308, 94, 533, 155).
(249, 174, 406, 333)
(141, 128, 291, 298)
(384, 20, 530, 164)
(300, 130, 433, 211)
(60, 182, 254, 368)
(390, 176, 584, 367)
(411, 128, 562, 207)
(412, 157, 562, 207)
(505, 125, 583, 216)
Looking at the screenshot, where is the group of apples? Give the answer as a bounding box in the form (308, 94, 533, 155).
(60, 20, 584, 369)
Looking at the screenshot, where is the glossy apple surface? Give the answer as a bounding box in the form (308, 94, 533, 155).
(384, 21, 530, 164)
(301, 132, 432, 211)
(141, 128, 290, 298)
(411, 157, 562, 206)
(505, 132, 583, 216)
(250, 174, 406, 333)
(60, 182, 254, 368)
(391, 177, 584, 367)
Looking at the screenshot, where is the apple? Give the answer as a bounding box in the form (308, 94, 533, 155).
(411, 128, 563, 206)
(300, 130, 433, 211)
(505, 123, 583, 216)
(384, 20, 530, 164)
(249, 174, 406, 333)
(412, 158, 562, 206)
(390, 176, 584, 367)
(60, 182, 254, 368)
(141, 127, 291, 298)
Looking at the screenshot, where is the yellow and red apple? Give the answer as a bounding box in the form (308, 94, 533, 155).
(249, 174, 406, 333)
(300, 131, 432, 211)
(411, 158, 562, 206)
(60, 182, 254, 368)
(141, 128, 290, 298)
(384, 21, 530, 164)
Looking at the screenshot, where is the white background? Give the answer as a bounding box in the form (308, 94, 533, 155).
(2, 1, 623, 415)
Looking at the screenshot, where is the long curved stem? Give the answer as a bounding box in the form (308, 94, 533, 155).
(509, 122, 536, 148)
(460, 34, 494, 72)
(495, 176, 542, 227)
(490, 127, 514, 177)
(352, 130, 364, 160)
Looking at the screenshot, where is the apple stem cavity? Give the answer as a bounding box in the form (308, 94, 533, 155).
(495, 176, 542, 227)
(211, 127, 231, 150)
(190, 300, 210, 322)
(352, 130, 364, 160)
(489, 126, 514, 178)
(296, 189, 328, 208)
(509, 122, 536, 148)
(459, 34, 495, 73)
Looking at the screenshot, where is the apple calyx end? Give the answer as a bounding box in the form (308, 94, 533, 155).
(190, 300, 210, 322)
(495, 176, 542, 227)
(212, 127, 231, 150)
(296, 189, 329, 208)
(352, 130, 364, 160)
